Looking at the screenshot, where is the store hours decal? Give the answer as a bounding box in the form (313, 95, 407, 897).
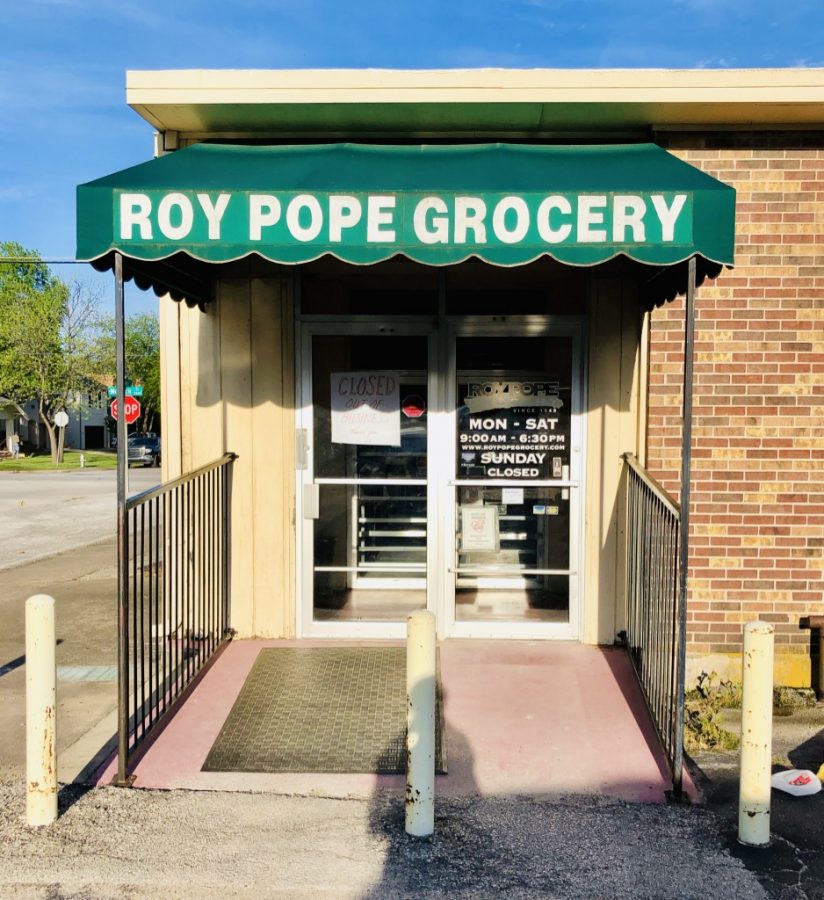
(457, 380, 568, 479)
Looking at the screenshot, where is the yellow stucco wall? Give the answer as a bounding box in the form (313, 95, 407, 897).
(583, 278, 644, 645)
(160, 278, 296, 639)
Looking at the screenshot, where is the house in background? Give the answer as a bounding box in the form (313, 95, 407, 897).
(61, 389, 112, 450)
(0, 396, 28, 453)
(13, 392, 112, 453)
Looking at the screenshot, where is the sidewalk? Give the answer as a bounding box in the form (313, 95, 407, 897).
(0, 538, 119, 782)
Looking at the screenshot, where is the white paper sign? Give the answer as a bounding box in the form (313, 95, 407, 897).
(331, 371, 400, 446)
(502, 487, 524, 505)
(461, 506, 499, 552)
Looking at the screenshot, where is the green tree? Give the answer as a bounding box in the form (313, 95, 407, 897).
(123, 314, 161, 435)
(0, 242, 100, 462)
(94, 313, 161, 434)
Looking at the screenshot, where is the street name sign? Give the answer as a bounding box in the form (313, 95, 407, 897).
(107, 385, 144, 398)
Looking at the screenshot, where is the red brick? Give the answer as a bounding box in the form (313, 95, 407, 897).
(646, 140, 824, 656)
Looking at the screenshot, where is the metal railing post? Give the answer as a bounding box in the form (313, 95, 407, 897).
(114, 252, 131, 787)
(115, 453, 237, 779)
(622, 453, 683, 793)
(673, 254, 697, 799)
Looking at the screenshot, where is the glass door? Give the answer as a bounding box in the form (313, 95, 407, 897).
(445, 325, 582, 638)
(299, 326, 435, 637)
(298, 318, 583, 640)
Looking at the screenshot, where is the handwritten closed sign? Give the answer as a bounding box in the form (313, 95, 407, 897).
(330, 371, 401, 446)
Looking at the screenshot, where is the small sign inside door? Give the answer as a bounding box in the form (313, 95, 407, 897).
(502, 487, 524, 505)
(461, 506, 499, 552)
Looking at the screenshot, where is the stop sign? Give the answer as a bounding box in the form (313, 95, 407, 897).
(402, 394, 426, 418)
(111, 396, 141, 424)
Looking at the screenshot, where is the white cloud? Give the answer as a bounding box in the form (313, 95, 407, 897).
(0, 185, 34, 202)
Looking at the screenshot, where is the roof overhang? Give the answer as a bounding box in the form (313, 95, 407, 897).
(127, 67, 824, 141)
(0, 398, 29, 421)
(80, 68, 771, 306)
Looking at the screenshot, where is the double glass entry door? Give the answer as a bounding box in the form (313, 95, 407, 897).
(298, 322, 581, 639)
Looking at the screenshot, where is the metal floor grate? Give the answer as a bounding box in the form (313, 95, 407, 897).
(202, 647, 446, 774)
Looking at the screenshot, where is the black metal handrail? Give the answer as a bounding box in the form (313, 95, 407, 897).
(116, 452, 236, 782)
(622, 452, 686, 797)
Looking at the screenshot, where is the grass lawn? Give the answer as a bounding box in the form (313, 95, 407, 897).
(0, 449, 118, 472)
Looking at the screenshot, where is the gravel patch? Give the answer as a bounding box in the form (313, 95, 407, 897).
(0, 770, 766, 899)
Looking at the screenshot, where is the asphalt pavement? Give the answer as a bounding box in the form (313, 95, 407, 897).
(0, 467, 158, 571)
(691, 709, 824, 900)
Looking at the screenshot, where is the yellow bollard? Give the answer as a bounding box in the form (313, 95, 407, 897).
(406, 609, 436, 837)
(738, 620, 774, 847)
(26, 594, 58, 827)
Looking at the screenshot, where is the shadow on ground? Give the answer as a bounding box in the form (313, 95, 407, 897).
(690, 710, 824, 900)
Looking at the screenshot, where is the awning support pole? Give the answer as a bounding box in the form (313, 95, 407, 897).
(114, 253, 132, 786)
(674, 255, 697, 799)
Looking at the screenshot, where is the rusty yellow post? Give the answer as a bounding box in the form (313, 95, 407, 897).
(738, 620, 774, 847)
(26, 594, 58, 827)
(406, 609, 435, 837)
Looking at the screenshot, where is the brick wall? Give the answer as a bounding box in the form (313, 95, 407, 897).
(647, 134, 824, 682)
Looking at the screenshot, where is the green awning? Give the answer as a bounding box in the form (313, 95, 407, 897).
(77, 143, 735, 271)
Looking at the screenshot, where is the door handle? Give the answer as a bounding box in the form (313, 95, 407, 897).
(303, 483, 320, 519)
(296, 429, 309, 470)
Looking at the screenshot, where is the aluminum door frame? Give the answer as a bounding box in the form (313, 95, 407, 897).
(296, 315, 587, 641)
(296, 319, 440, 639)
(439, 316, 586, 640)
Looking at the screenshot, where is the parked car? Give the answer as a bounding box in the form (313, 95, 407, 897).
(127, 435, 161, 467)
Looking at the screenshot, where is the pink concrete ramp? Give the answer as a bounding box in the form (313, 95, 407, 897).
(98, 639, 687, 803)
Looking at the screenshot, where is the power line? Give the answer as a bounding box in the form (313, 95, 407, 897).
(0, 258, 94, 265)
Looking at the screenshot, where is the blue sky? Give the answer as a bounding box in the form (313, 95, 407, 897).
(2, 0, 822, 313)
